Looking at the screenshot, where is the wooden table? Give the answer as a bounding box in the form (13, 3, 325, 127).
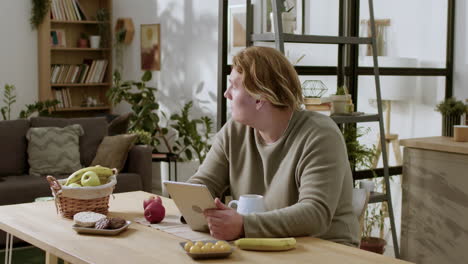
(0, 191, 410, 264)
(400, 136, 468, 263)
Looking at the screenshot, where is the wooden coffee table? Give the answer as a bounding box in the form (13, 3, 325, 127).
(0, 191, 410, 264)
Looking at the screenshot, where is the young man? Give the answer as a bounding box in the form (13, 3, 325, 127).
(188, 46, 359, 246)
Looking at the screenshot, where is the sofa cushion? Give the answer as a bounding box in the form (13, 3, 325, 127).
(26, 124, 83, 176)
(31, 116, 108, 166)
(0, 119, 30, 176)
(91, 134, 138, 171)
(108, 112, 133, 136)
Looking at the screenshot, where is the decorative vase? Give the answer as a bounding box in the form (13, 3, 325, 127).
(442, 114, 461, 137)
(360, 237, 387, 254)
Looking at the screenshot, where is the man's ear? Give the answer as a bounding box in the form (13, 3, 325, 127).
(255, 99, 265, 110)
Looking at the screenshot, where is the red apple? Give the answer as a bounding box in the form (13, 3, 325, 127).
(144, 201, 165, 224)
(143, 196, 162, 209)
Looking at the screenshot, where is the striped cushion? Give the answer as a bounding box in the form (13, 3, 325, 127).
(26, 124, 84, 176)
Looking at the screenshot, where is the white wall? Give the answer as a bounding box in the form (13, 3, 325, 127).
(0, 0, 38, 119)
(112, 0, 218, 125)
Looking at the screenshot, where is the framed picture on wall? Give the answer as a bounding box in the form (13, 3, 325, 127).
(141, 24, 161, 71)
(228, 5, 247, 55)
(262, 0, 303, 34)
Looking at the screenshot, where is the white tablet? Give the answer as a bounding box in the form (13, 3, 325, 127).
(163, 181, 216, 232)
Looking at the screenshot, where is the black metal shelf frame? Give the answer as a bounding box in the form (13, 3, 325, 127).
(217, 0, 455, 180)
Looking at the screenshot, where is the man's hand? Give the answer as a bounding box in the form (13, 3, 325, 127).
(204, 198, 244, 240)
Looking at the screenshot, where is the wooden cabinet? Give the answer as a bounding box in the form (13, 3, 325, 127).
(400, 136, 468, 263)
(37, 0, 112, 117)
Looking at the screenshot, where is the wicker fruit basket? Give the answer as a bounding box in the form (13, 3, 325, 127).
(47, 174, 117, 219)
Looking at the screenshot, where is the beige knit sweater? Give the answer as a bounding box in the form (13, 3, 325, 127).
(188, 110, 359, 246)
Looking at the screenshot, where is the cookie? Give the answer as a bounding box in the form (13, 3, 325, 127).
(73, 212, 106, 227)
(95, 217, 111, 229)
(109, 217, 126, 229)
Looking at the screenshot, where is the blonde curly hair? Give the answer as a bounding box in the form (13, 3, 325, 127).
(232, 46, 303, 110)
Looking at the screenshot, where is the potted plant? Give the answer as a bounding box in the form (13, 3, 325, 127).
(341, 125, 389, 254)
(30, 0, 50, 29)
(1, 83, 59, 120)
(107, 70, 166, 148)
(78, 33, 89, 48)
(113, 18, 134, 72)
(360, 205, 387, 254)
(435, 97, 466, 137)
(107, 71, 213, 165)
(1, 84, 16, 120)
(96, 8, 110, 48)
(330, 86, 352, 115)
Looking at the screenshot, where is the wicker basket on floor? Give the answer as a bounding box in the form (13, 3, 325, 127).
(47, 173, 117, 219)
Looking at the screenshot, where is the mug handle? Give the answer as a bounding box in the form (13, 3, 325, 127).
(227, 200, 238, 210)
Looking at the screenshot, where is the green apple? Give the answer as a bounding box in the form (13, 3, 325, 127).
(68, 183, 82, 187)
(81, 171, 101, 187)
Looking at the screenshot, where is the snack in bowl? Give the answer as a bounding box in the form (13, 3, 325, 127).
(73, 212, 106, 227)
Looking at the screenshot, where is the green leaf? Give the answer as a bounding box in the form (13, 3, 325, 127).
(185, 149, 193, 160)
(141, 71, 152, 82)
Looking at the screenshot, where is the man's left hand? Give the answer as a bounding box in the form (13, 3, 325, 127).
(204, 198, 244, 240)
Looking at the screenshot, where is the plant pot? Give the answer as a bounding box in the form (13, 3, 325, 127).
(360, 237, 387, 254)
(442, 114, 461, 137)
(77, 38, 88, 48)
(330, 94, 351, 115)
(89, 35, 101, 49)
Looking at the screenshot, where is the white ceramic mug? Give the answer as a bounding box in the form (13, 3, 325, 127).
(89, 35, 101, 49)
(228, 194, 265, 215)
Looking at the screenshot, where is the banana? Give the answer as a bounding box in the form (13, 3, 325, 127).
(65, 166, 117, 186)
(234, 238, 296, 251)
(90, 165, 116, 178)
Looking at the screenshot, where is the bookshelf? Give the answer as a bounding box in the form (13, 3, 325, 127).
(37, 0, 112, 117)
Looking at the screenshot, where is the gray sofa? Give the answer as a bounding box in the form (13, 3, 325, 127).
(0, 116, 152, 246)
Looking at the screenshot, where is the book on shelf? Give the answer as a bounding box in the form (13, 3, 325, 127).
(49, 59, 108, 84)
(305, 103, 331, 112)
(50, 0, 87, 21)
(50, 29, 66, 47)
(61, 89, 69, 108)
(73, 0, 88, 20)
(54, 88, 73, 108)
(54, 89, 63, 108)
(66, 88, 72, 107)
